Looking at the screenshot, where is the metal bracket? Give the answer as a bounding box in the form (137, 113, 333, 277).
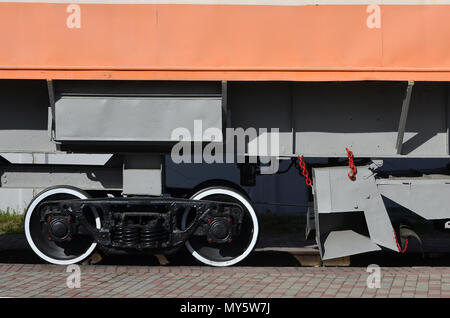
(368, 159, 384, 171)
(46, 80, 57, 141)
(222, 81, 229, 129)
(395, 81, 415, 155)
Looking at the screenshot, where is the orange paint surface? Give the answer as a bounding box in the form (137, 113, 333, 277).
(0, 3, 449, 81)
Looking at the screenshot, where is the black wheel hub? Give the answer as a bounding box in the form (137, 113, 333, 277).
(207, 217, 232, 243)
(48, 218, 72, 242)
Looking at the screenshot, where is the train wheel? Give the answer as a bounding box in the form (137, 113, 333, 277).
(182, 187, 259, 267)
(24, 186, 101, 265)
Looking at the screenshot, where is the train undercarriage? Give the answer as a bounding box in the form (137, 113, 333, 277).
(24, 186, 259, 266)
(1, 79, 450, 266)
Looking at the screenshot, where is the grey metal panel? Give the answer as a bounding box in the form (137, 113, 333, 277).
(228, 81, 450, 158)
(292, 82, 449, 157)
(396, 81, 415, 154)
(247, 132, 293, 157)
(313, 165, 398, 252)
(313, 166, 362, 213)
(312, 168, 332, 212)
(447, 84, 450, 155)
(0, 80, 56, 152)
(0, 167, 122, 190)
(322, 230, 381, 260)
(401, 83, 448, 156)
(378, 178, 450, 220)
(358, 172, 398, 252)
(229, 82, 293, 156)
(55, 96, 222, 142)
(3, 80, 450, 158)
(123, 154, 162, 196)
(0, 131, 56, 152)
(229, 82, 292, 132)
(0, 153, 113, 165)
(123, 169, 162, 196)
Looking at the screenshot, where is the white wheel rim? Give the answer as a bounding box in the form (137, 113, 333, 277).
(184, 188, 259, 267)
(25, 188, 101, 265)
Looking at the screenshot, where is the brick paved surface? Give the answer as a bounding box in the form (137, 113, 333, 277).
(1, 264, 450, 298)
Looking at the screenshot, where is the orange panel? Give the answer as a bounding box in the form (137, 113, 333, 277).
(0, 3, 450, 81)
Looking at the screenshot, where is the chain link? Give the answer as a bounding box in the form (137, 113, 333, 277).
(345, 147, 357, 181)
(394, 230, 409, 254)
(297, 156, 312, 187)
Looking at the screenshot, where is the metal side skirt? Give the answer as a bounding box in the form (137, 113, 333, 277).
(313, 165, 399, 260)
(357, 170, 398, 252)
(378, 179, 450, 220)
(322, 230, 381, 260)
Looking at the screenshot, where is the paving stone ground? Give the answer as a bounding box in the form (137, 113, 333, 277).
(1, 263, 450, 298)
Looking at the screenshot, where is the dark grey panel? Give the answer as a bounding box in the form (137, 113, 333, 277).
(293, 82, 448, 157)
(229, 82, 292, 132)
(0, 80, 55, 152)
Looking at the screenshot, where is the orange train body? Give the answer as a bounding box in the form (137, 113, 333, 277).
(1, 1, 450, 81)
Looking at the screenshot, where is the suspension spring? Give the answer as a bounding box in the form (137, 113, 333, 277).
(140, 225, 169, 248)
(112, 225, 140, 248)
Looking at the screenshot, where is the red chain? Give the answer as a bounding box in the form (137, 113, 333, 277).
(297, 156, 312, 187)
(346, 148, 357, 181)
(393, 230, 409, 254)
